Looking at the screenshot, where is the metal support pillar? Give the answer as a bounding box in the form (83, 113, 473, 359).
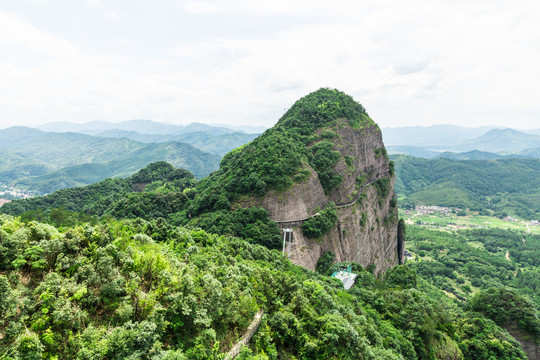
(282, 228, 293, 256)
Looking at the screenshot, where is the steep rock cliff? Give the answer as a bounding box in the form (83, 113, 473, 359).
(229, 89, 400, 273)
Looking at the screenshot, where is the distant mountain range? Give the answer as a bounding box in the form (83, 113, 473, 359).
(3, 120, 540, 195)
(0, 126, 222, 194)
(382, 126, 540, 159)
(381, 125, 498, 146)
(90, 129, 258, 156)
(36, 119, 267, 135)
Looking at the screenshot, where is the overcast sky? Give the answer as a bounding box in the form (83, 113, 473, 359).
(1, 0, 539, 129)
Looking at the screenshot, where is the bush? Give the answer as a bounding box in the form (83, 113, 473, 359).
(301, 203, 338, 239)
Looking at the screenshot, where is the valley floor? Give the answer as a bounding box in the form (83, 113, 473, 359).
(400, 208, 540, 235)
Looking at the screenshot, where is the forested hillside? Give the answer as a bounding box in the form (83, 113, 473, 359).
(406, 226, 540, 358)
(0, 215, 531, 359)
(0, 162, 196, 224)
(392, 155, 540, 219)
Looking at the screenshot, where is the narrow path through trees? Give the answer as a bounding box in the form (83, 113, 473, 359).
(226, 310, 264, 359)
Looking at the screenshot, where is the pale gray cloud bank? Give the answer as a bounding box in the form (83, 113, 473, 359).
(1, 0, 539, 129)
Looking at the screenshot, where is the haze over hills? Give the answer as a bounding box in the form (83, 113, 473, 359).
(383, 126, 540, 159)
(0, 126, 221, 194)
(453, 128, 540, 153)
(435, 150, 532, 160)
(35, 119, 263, 135)
(381, 124, 498, 146)
(91, 129, 258, 156)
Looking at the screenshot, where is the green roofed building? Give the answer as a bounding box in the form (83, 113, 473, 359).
(331, 265, 357, 290)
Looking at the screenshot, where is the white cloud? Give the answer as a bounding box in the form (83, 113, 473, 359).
(183, 1, 223, 14)
(86, 0, 102, 7)
(1, 1, 539, 129)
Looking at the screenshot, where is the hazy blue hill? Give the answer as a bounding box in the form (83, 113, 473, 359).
(392, 155, 540, 218)
(381, 124, 496, 146)
(209, 123, 269, 133)
(172, 131, 258, 155)
(382, 126, 540, 158)
(178, 122, 236, 135)
(94, 129, 258, 155)
(0, 152, 52, 183)
(387, 145, 440, 158)
(386, 147, 535, 160)
(454, 128, 540, 153)
(524, 128, 540, 135)
(37, 119, 241, 136)
(435, 150, 533, 160)
(521, 147, 540, 158)
(38, 119, 182, 134)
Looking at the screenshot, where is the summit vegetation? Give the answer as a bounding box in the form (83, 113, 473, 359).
(189, 88, 377, 218)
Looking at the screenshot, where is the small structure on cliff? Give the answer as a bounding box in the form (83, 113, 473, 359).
(282, 228, 293, 256)
(331, 265, 357, 290)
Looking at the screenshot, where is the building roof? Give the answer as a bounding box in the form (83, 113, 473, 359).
(331, 269, 358, 290)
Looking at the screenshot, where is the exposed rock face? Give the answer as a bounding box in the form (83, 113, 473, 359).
(506, 324, 540, 360)
(237, 120, 399, 273)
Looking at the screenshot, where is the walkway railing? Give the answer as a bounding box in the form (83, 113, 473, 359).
(225, 310, 264, 359)
(274, 170, 389, 225)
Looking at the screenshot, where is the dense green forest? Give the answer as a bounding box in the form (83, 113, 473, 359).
(1, 162, 196, 224)
(0, 215, 532, 359)
(392, 155, 540, 219)
(405, 226, 540, 350)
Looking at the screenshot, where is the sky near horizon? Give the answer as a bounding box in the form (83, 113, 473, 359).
(1, 0, 539, 129)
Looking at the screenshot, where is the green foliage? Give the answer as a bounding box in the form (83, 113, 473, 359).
(130, 161, 195, 184)
(406, 226, 540, 308)
(392, 155, 540, 218)
(470, 288, 540, 339)
(384, 265, 417, 289)
(374, 147, 388, 159)
(308, 140, 343, 194)
(185, 207, 282, 249)
(0, 215, 528, 359)
(316, 251, 335, 275)
(456, 316, 528, 359)
(278, 88, 370, 133)
(374, 177, 391, 199)
(301, 203, 338, 239)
